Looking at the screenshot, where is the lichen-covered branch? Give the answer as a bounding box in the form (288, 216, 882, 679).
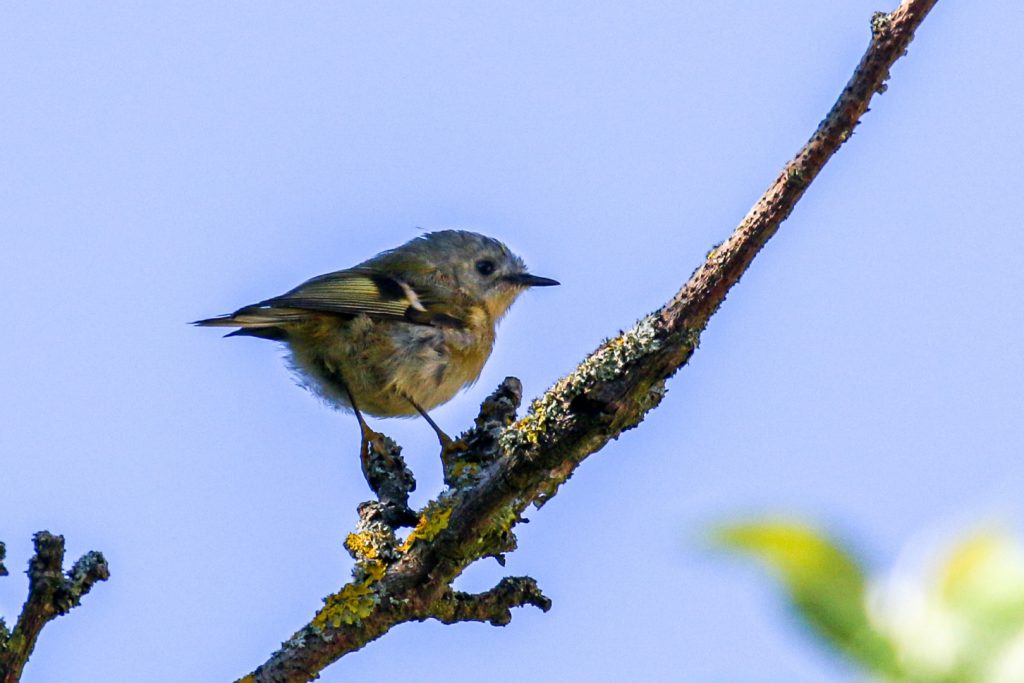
(0, 532, 109, 683)
(360, 432, 418, 528)
(240, 2, 938, 681)
(431, 578, 551, 627)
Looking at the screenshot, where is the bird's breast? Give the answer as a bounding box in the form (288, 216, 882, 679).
(289, 312, 497, 417)
(387, 314, 494, 411)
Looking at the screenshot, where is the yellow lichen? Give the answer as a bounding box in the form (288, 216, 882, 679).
(344, 531, 379, 561)
(313, 581, 377, 629)
(363, 559, 386, 582)
(469, 503, 519, 556)
(449, 460, 482, 480)
(401, 502, 453, 552)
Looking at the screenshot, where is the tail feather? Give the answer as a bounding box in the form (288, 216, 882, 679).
(224, 327, 289, 341)
(192, 306, 310, 340)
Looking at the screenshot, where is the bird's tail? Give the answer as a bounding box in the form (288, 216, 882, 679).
(192, 306, 308, 340)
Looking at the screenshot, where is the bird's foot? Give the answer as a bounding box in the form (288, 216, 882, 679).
(359, 424, 389, 476)
(439, 433, 471, 472)
(439, 433, 468, 456)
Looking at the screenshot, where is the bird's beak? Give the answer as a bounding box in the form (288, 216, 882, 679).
(503, 273, 560, 287)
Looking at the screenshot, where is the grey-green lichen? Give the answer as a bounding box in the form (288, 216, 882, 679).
(500, 313, 664, 453)
(871, 11, 892, 37)
(443, 457, 486, 489)
(786, 165, 807, 189)
(344, 502, 402, 584)
(468, 503, 519, 562)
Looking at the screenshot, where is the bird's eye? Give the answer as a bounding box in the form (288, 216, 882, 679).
(475, 259, 496, 276)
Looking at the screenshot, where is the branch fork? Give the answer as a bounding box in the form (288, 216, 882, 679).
(0, 532, 109, 683)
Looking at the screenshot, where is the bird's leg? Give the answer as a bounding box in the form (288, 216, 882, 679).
(407, 398, 469, 459)
(354, 405, 387, 477)
(338, 377, 385, 477)
(407, 399, 451, 448)
(335, 380, 416, 525)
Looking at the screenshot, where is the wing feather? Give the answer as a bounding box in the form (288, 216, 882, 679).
(254, 268, 456, 326)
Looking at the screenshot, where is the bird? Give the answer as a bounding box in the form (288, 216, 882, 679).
(194, 230, 558, 460)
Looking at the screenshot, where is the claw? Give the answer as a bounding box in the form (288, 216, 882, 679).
(440, 435, 469, 459)
(359, 423, 387, 475)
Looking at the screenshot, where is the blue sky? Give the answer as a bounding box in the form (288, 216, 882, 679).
(2, 2, 1022, 681)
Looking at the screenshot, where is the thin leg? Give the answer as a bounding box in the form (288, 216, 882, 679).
(337, 376, 384, 473)
(407, 398, 452, 449)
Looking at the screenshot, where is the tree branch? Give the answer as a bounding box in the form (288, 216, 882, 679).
(240, 1, 938, 680)
(0, 532, 109, 683)
(431, 577, 551, 627)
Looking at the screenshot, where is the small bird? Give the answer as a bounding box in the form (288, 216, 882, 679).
(194, 230, 558, 458)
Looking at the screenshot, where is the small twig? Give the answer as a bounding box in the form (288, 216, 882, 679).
(443, 377, 523, 486)
(431, 577, 551, 627)
(360, 433, 418, 528)
(0, 543, 7, 646)
(0, 532, 109, 683)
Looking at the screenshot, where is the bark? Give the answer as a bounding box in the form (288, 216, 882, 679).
(240, 1, 939, 680)
(0, 533, 109, 683)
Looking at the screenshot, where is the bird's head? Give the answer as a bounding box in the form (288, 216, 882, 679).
(394, 230, 559, 322)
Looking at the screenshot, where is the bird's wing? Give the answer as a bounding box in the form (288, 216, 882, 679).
(255, 268, 465, 328)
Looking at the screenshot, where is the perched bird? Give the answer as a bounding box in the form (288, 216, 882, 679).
(194, 230, 558, 457)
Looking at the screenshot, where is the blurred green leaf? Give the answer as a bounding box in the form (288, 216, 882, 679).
(715, 520, 902, 679)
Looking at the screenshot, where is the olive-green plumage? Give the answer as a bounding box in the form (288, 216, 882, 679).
(195, 230, 557, 436)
